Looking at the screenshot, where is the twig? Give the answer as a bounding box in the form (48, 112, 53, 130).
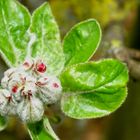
(98, 22, 140, 80)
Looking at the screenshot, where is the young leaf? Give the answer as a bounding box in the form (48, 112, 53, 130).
(43, 117, 60, 140)
(0, 0, 31, 67)
(29, 3, 64, 76)
(63, 19, 101, 66)
(27, 119, 55, 140)
(60, 59, 128, 118)
(0, 116, 7, 131)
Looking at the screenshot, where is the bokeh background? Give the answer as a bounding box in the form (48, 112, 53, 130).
(0, 0, 140, 140)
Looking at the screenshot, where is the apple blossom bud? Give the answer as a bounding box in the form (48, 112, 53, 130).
(36, 60, 47, 73)
(0, 89, 16, 116)
(4, 68, 16, 77)
(0, 58, 62, 122)
(22, 58, 34, 71)
(37, 76, 62, 104)
(1, 76, 9, 88)
(17, 97, 44, 122)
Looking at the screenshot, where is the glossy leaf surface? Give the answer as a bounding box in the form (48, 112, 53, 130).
(63, 19, 101, 66)
(27, 119, 55, 140)
(60, 59, 128, 118)
(29, 3, 64, 75)
(0, 0, 31, 67)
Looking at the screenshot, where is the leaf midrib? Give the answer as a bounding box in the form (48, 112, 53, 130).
(63, 64, 126, 96)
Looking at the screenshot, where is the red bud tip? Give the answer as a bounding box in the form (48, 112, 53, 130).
(37, 63, 46, 73)
(12, 85, 18, 93)
(53, 83, 59, 88)
(23, 62, 30, 67)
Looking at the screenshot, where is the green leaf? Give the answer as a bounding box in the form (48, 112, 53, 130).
(27, 118, 58, 140)
(29, 3, 64, 76)
(60, 59, 128, 119)
(0, 116, 7, 131)
(63, 19, 101, 66)
(0, 0, 31, 67)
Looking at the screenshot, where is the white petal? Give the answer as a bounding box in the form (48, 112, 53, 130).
(10, 70, 27, 81)
(4, 68, 16, 77)
(2, 89, 11, 97)
(23, 76, 37, 95)
(17, 97, 44, 123)
(37, 76, 51, 86)
(0, 89, 16, 116)
(47, 78, 62, 94)
(8, 72, 26, 88)
(26, 76, 36, 83)
(37, 76, 62, 104)
(12, 92, 22, 103)
(38, 88, 61, 105)
(8, 71, 26, 92)
(0, 90, 7, 113)
(22, 58, 34, 71)
(38, 76, 49, 84)
(1, 76, 9, 88)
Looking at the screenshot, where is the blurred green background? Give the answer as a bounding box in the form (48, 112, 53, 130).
(0, 0, 140, 140)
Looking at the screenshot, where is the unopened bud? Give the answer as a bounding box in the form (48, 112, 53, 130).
(17, 97, 44, 122)
(0, 58, 62, 122)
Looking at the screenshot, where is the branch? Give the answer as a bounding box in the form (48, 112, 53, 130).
(97, 22, 140, 80)
(109, 47, 140, 80)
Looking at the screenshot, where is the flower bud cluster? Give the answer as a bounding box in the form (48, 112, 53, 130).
(0, 58, 62, 122)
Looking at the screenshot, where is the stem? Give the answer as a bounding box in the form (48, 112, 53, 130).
(43, 117, 60, 140)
